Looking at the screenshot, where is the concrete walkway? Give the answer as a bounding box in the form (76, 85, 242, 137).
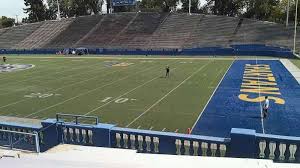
(0, 144, 298, 168)
(280, 59, 300, 84)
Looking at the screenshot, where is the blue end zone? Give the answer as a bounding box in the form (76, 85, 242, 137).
(192, 60, 300, 137)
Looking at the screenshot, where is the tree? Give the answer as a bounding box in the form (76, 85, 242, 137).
(243, 0, 281, 20)
(139, 0, 178, 12)
(0, 16, 15, 28)
(209, 0, 244, 16)
(46, 0, 102, 19)
(24, 0, 47, 23)
(181, 0, 200, 13)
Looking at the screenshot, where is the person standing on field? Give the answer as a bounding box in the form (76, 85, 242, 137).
(165, 66, 170, 78)
(263, 96, 269, 119)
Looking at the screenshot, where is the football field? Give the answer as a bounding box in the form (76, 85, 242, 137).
(0, 56, 232, 133)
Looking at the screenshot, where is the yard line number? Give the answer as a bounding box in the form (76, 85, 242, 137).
(24, 93, 61, 98)
(101, 97, 137, 104)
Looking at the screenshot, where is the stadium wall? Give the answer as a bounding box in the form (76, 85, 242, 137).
(0, 44, 295, 58)
(1, 118, 300, 163)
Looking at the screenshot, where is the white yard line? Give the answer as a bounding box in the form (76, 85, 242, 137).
(191, 60, 234, 131)
(82, 67, 178, 116)
(0, 64, 102, 96)
(24, 64, 156, 118)
(83, 76, 159, 116)
(0, 61, 102, 88)
(162, 128, 166, 131)
(256, 58, 265, 134)
(0, 69, 120, 110)
(126, 61, 212, 127)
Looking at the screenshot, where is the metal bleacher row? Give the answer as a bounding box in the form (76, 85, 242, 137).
(0, 12, 297, 50)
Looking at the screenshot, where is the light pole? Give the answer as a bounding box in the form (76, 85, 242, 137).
(56, 0, 61, 20)
(286, 0, 290, 27)
(189, 0, 191, 15)
(15, 15, 18, 25)
(294, 0, 299, 54)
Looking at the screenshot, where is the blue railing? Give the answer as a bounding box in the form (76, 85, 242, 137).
(110, 127, 229, 156)
(1, 118, 300, 163)
(0, 122, 44, 152)
(256, 133, 300, 162)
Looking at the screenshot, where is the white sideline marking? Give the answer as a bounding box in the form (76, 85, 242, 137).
(162, 128, 166, 131)
(25, 65, 156, 118)
(208, 68, 224, 87)
(0, 67, 119, 110)
(256, 58, 265, 134)
(126, 61, 212, 127)
(83, 67, 178, 116)
(137, 126, 141, 129)
(191, 60, 234, 131)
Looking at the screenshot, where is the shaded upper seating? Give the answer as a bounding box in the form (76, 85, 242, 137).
(75, 13, 136, 48)
(44, 15, 102, 49)
(149, 13, 203, 49)
(0, 22, 43, 49)
(186, 15, 240, 48)
(15, 18, 74, 49)
(109, 12, 168, 49)
(232, 19, 293, 47)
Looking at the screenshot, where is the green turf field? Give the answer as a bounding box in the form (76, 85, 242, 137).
(0, 56, 232, 133)
(292, 59, 300, 68)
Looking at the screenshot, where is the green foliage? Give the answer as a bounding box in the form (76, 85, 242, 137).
(139, 0, 178, 12)
(0, 16, 15, 28)
(23, 0, 47, 23)
(47, 0, 102, 19)
(180, 0, 200, 13)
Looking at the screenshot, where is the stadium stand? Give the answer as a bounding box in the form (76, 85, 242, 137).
(232, 19, 293, 46)
(186, 15, 240, 48)
(109, 12, 168, 49)
(0, 12, 297, 51)
(0, 28, 8, 36)
(15, 18, 75, 49)
(44, 15, 102, 49)
(75, 13, 136, 48)
(0, 22, 43, 49)
(149, 13, 203, 49)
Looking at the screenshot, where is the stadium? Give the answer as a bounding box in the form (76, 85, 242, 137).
(1, 0, 300, 167)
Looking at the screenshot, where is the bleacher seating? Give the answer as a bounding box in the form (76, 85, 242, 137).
(0, 12, 297, 51)
(75, 13, 136, 48)
(0, 22, 43, 49)
(15, 18, 74, 49)
(232, 18, 293, 47)
(186, 15, 240, 48)
(109, 12, 168, 49)
(44, 15, 102, 49)
(149, 13, 203, 49)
